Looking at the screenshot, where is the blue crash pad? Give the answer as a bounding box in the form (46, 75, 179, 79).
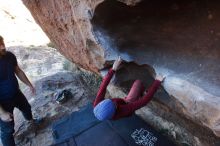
(52, 104, 101, 144)
(52, 104, 176, 146)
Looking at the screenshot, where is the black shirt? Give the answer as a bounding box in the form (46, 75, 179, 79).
(0, 51, 19, 101)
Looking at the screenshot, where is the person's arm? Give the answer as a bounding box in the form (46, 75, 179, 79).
(15, 65, 36, 95)
(93, 56, 122, 107)
(93, 68, 115, 107)
(0, 106, 13, 122)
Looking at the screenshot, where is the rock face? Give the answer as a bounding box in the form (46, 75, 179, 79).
(21, 0, 105, 73)
(22, 0, 220, 145)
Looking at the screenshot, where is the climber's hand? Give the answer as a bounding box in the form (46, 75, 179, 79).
(155, 74, 166, 82)
(112, 56, 122, 71)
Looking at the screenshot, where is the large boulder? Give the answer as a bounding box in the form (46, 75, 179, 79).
(21, 0, 220, 145)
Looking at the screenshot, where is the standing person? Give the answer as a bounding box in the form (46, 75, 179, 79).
(93, 57, 165, 120)
(0, 35, 40, 146)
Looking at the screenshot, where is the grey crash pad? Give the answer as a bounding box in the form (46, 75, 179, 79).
(51, 104, 176, 146)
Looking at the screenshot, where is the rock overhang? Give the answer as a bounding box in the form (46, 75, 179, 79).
(21, 0, 220, 138)
(92, 0, 220, 137)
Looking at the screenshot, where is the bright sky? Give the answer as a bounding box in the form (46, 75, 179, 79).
(0, 0, 49, 46)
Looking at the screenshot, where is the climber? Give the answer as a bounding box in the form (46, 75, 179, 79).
(93, 56, 165, 120)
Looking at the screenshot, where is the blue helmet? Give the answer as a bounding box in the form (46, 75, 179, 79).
(93, 99, 116, 121)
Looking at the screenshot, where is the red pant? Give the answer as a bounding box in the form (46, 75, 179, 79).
(125, 80, 145, 103)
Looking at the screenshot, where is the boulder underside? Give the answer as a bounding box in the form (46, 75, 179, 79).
(22, 0, 220, 145)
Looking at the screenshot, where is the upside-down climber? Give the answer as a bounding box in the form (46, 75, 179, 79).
(93, 57, 165, 120)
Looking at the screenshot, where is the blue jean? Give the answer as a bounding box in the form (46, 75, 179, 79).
(0, 120, 15, 146)
(0, 90, 33, 146)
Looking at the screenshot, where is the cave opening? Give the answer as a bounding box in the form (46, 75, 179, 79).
(92, 0, 220, 96)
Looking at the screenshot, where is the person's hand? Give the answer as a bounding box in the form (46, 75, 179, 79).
(112, 56, 122, 71)
(155, 74, 166, 82)
(30, 86, 36, 96)
(0, 112, 13, 122)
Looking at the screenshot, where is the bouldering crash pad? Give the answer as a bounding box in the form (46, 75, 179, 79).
(51, 104, 176, 146)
